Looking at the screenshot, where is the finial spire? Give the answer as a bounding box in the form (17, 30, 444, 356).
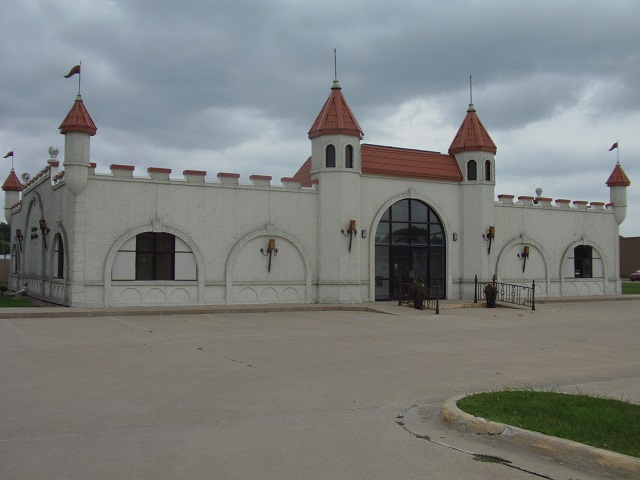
(469, 75, 473, 105)
(334, 49, 337, 82)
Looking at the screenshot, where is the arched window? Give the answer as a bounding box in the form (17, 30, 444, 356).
(326, 144, 336, 168)
(112, 232, 197, 281)
(574, 245, 592, 278)
(374, 199, 446, 300)
(467, 160, 477, 181)
(485, 160, 491, 182)
(53, 235, 64, 279)
(345, 145, 354, 168)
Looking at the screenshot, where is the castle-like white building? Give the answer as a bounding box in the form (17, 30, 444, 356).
(2, 78, 631, 307)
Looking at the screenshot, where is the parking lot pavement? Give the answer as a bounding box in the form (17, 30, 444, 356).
(1, 300, 638, 479)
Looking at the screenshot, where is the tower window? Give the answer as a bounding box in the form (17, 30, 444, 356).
(345, 145, 354, 168)
(467, 160, 477, 181)
(485, 160, 491, 182)
(326, 145, 336, 168)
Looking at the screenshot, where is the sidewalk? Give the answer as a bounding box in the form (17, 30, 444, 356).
(0, 294, 638, 319)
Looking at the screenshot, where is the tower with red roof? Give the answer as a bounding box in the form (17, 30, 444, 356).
(606, 162, 631, 226)
(308, 79, 364, 302)
(448, 102, 497, 291)
(59, 94, 97, 195)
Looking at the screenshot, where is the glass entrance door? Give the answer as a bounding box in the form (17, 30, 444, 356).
(374, 199, 446, 300)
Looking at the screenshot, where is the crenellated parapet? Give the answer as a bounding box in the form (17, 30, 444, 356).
(496, 194, 613, 213)
(21, 161, 320, 193)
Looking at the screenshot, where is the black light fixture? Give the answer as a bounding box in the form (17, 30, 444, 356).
(260, 238, 278, 272)
(517, 245, 530, 272)
(341, 219, 357, 252)
(482, 226, 495, 254)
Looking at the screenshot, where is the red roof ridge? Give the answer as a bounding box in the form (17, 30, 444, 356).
(308, 81, 363, 139)
(362, 143, 442, 155)
(449, 104, 496, 155)
(59, 95, 97, 136)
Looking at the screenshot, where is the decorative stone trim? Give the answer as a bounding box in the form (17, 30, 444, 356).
(556, 199, 571, 208)
(311, 179, 319, 190)
(518, 195, 534, 206)
(606, 203, 614, 208)
(110, 164, 135, 178)
(573, 200, 588, 210)
(89, 163, 96, 175)
(281, 177, 302, 190)
(250, 175, 272, 187)
(590, 202, 605, 210)
(217, 172, 240, 185)
(535, 197, 553, 207)
(147, 167, 171, 181)
(498, 194, 514, 204)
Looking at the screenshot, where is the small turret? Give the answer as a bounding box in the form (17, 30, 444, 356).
(606, 162, 631, 225)
(59, 95, 97, 195)
(2, 169, 23, 225)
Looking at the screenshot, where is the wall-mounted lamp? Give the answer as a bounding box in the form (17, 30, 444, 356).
(15, 229, 23, 252)
(341, 219, 357, 252)
(39, 218, 50, 251)
(260, 238, 278, 272)
(517, 245, 530, 272)
(482, 226, 495, 254)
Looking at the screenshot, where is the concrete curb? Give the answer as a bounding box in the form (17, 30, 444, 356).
(441, 394, 640, 479)
(0, 304, 396, 319)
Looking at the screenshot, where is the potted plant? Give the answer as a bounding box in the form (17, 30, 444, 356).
(413, 282, 426, 310)
(484, 283, 497, 308)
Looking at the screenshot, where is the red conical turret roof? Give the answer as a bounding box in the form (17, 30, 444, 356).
(2, 169, 23, 191)
(308, 81, 363, 139)
(606, 162, 631, 187)
(448, 104, 496, 155)
(59, 95, 97, 136)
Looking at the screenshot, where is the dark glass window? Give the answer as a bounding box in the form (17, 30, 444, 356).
(485, 160, 491, 182)
(375, 199, 446, 300)
(136, 233, 175, 280)
(326, 144, 336, 168)
(54, 235, 64, 279)
(345, 145, 354, 168)
(467, 160, 477, 181)
(574, 245, 592, 278)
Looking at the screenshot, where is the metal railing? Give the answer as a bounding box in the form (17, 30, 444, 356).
(398, 282, 440, 314)
(474, 274, 535, 311)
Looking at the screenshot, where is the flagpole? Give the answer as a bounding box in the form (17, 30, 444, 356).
(617, 140, 620, 164)
(78, 60, 82, 96)
(11, 148, 14, 170)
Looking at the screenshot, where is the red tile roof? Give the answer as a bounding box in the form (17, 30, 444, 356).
(59, 95, 97, 136)
(449, 104, 496, 155)
(1, 169, 23, 191)
(606, 163, 631, 187)
(292, 157, 312, 186)
(362, 144, 463, 181)
(291, 145, 463, 186)
(308, 82, 363, 140)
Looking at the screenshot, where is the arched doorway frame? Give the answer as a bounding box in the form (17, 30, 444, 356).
(368, 190, 452, 301)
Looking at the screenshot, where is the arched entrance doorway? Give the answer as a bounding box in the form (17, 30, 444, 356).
(374, 199, 446, 300)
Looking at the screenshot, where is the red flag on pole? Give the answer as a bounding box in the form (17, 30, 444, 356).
(608, 142, 618, 151)
(64, 64, 81, 78)
(3, 150, 13, 158)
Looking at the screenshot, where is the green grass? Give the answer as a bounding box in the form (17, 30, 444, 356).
(457, 390, 640, 457)
(622, 281, 640, 294)
(0, 294, 37, 307)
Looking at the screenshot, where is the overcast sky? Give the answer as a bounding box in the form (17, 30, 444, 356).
(2, 0, 638, 236)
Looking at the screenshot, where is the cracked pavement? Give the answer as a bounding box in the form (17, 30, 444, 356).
(1, 301, 639, 479)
